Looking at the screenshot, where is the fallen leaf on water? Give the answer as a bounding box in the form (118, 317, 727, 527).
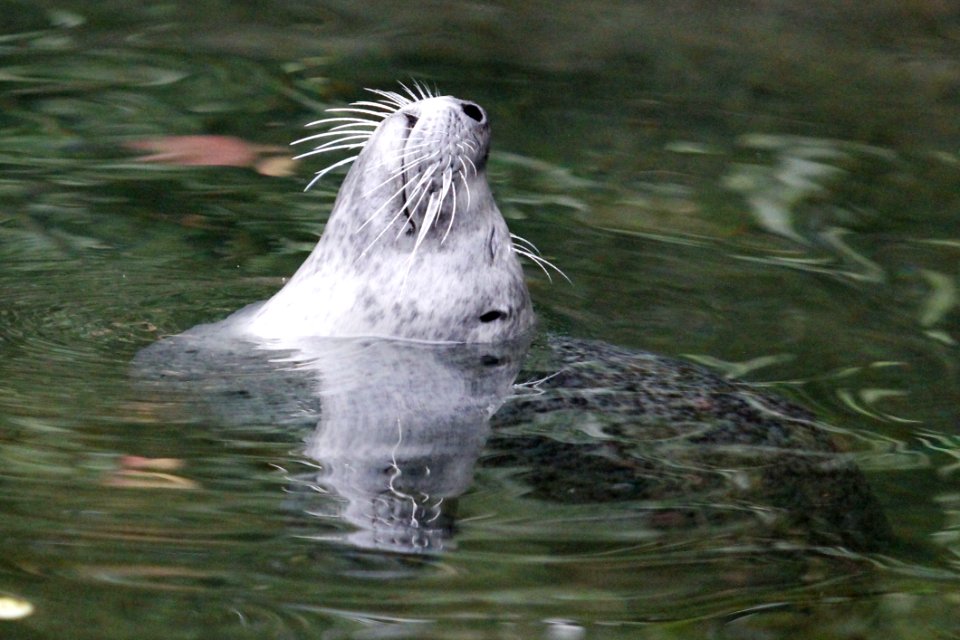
(103, 456, 197, 489)
(120, 455, 184, 471)
(124, 135, 296, 176)
(103, 470, 199, 490)
(255, 154, 298, 177)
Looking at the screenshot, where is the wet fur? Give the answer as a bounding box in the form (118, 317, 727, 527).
(229, 83, 544, 343)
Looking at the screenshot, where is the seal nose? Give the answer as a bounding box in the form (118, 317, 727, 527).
(460, 101, 486, 124)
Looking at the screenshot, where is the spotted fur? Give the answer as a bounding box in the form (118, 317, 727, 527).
(235, 84, 545, 343)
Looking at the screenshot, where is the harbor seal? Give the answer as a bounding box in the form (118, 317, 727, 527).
(135, 84, 890, 555)
(212, 84, 535, 344)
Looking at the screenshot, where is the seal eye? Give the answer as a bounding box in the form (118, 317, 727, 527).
(479, 310, 506, 323)
(461, 102, 485, 123)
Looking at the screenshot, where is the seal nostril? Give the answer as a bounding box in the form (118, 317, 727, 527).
(461, 102, 484, 123)
(479, 310, 506, 323)
(404, 113, 419, 128)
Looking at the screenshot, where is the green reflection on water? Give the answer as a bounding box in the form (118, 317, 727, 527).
(2, 1, 960, 639)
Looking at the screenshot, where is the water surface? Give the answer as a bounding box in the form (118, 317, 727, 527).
(2, 2, 960, 638)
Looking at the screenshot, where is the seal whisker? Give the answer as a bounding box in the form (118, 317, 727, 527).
(383, 165, 437, 243)
(463, 154, 478, 177)
(382, 150, 442, 188)
(358, 199, 416, 260)
(418, 182, 444, 244)
(363, 96, 406, 109)
(292, 130, 374, 145)
(293, 139, 371, 159)
(538, 256, 573, 283)
(398, 81, 419, 102)
(399, 137, 438, 150)
(400, 166, 439, 228)
(291, 131, 370, 153)
(435, 167, 454, 232)
(356, 169, 428, 234)
(513, 245, 572, 284)
(395, 151, 441, 177)
(297, 124, 378, 137)
(423, 80, 439, 99)
(399, 80, 433, 104)
(294, 141, 368, 160)
(375, 139, 438, 164)
(441, 175, 457, 245)
(355, 170, 429, 258)
(389, 143, 439, 162)
(303, 155, 359, 191)
(293, 139, 371, 157)
(399, 185, 444, 287)
(411, 79, 430, 100)
(360, 147, 441, 201)
(325, 106, 391, 118)
(365, 92, 407, 108)
(355, 196, 402, 236)
(326, 107, 394, 120)
(368, 202, 410, 249)
(513, 247, 554, 282)
(304, 116, 379, 128)
(390, 175, 436, 245)
(457, 158, 473, 210)
(361, 165, 410, 198)
(351, 100, 401, 113)
(394, 145, 439, 166)
(325, 123, 378, 133)
(366, 88, 412, 109)
(362, 162, 415, 197)
(510, 233, 542, 256)
(363, 150, 433, 181)
(455, 143, 476, 175)
(417, 81, 436, 100)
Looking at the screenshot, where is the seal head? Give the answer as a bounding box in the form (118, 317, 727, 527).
(241, 87, 535, 344)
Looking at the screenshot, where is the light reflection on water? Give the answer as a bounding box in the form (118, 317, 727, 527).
(1, 2, 960, 639)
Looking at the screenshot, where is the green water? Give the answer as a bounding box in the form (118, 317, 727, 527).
(2, 2, 960, 638)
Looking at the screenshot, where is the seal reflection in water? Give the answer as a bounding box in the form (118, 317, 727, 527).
(137, 85, 890, 555)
